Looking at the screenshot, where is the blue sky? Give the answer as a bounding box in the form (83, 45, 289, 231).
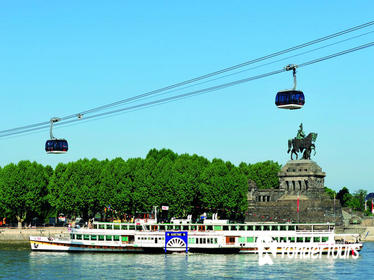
(0, 1, 373, 193)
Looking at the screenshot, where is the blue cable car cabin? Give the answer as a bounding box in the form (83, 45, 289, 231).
(45, 139, 68, 154)
(275, 90, 305, 110)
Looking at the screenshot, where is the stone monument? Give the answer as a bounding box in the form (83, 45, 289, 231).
(245, 124, 343, 225)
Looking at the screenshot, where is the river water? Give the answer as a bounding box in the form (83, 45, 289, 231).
(0, 242, 373, 279)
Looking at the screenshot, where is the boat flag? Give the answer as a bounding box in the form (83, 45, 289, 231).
(297, 196, 300, 213)
(372, 200, 373, 214)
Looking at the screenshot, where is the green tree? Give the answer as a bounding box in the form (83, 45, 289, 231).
(0, 161, 51, 228)
(199, 159, 248, 220)
(324, 187, 336, 200)
(245, 161, 281, 189)
(347, 189, 367, 211)
(48, 159, 105, 221)
(336, 187, 351, 207)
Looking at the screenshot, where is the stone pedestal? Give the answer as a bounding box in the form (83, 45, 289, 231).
(245, 160, 343, 225)
(278, 160, 325, 196)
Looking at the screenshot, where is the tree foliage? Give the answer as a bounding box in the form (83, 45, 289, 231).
(1, 148, 368, 226)
(0, 161, 51, 227)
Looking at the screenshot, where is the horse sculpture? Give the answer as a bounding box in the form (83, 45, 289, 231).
(287, 132, 318, 160)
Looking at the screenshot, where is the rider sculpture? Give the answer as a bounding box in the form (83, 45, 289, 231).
(287, 123, 317, 160)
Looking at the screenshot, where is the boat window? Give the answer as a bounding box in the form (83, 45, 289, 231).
(322, 237, 328, 242)
(84, 235, 90, 240)
(136, 225, 142, 231)
(188, 238, 195, 244)
(198, 226, 205, 231)
(114, 224, 120, 230)
(271, 226, 279, 231)
(239, 237, 246, 243)
(105, 224, 113, 230)
(152, 225, 159, 231)
(288, 226, 295, 230)
(239, 226, 245, 231)
(159, 225, 165, 231)
(114, 236, 120, 241)
(247, 225, 254, 231)
(106, 235, 113, 241)
(76, 234, 82, 240)
(196, 238, 199, 244)
(227, 237, 235, 244)
(202, 238, 206, 244)
(214, 225, 222, 231)
(305, 237, 311, 242)
(93, 225, 98, 229)
(190, 225, 197, 231)
(288, 237, 295, 243)
(99, 235, 105, 241)
(129, 225, 135, 230)
(99, 224, 105, 230)
(263, 226, 270, 231)
(91, 235, 97, 241)
(207, 225, 213, 231)
(214, 238, 218, 244)
(122, 236, 128, 242)
(280, 237, 287, 242)
(255, 226, 262, 231)
(272, 237, 279, 242)
(70, 234, 75, 239)
(223, 226, 229, 231)
(247, 237, 254, 243)
(297, 237, 303, 243)
(313, 237, 320, 242)
(280, 226, 287, 231)
(175, 225, 181, 230)
(121, 225, 128, 230)
(182, 226, 189, 231)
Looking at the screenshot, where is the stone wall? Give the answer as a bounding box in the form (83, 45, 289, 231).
(245, 160, 344, 225)
(246, 194, 343, 225)
(0, 227, 68, 241)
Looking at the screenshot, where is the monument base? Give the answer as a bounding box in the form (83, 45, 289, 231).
(245, 160, 343, 225)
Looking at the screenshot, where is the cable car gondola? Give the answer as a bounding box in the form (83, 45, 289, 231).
(275, 64, 305, 110)
(45, 118, 68, 154)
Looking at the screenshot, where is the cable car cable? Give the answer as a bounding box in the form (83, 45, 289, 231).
(59, 20, 374, 119)
(1, 41, 373, 139)
(1, 21, 374, 135)
(145, 29, 374, 103)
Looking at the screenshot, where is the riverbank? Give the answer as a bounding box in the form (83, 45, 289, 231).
(0, 227, 68, 241)
(336, 226, 374, 241)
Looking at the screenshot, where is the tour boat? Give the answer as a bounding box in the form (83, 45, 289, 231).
(30, 214, 363, 256)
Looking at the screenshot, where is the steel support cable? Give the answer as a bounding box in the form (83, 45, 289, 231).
(0, 69, 287, 138)
(0, 41, 373, 139)
(60, 20, 374, 119)
(298, 41, 374, 68)
(1, 20, 374, 135)
(134, 30, 374, 104)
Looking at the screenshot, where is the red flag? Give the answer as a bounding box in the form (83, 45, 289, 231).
(372, 200, 373, 213)
(297, 197, 300, 213)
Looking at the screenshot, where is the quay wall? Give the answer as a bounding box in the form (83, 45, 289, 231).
(0, 227, 68, 241)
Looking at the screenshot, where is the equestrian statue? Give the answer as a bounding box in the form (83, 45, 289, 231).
(287, 123, 318, 160)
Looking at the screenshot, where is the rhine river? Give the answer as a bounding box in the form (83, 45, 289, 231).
(0, 242, 373, 279)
